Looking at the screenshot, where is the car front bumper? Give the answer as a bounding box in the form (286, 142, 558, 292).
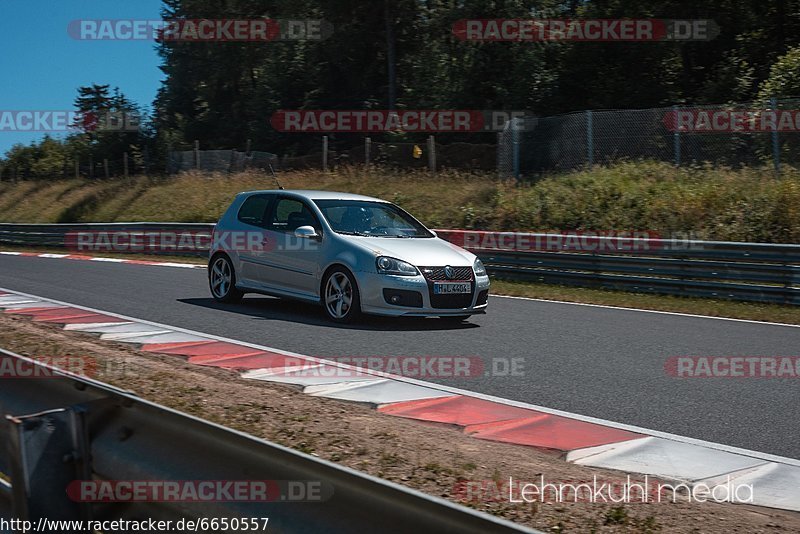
(355, 271, 490, 317)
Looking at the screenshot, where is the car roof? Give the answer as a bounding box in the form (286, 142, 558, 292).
(239, 190, 387, 202)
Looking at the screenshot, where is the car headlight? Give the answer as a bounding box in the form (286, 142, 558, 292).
(473, 258, 487, 276)
(376, 256, 418, 276)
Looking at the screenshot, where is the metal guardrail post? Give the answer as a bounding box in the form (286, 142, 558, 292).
(6, 406, 94, 523)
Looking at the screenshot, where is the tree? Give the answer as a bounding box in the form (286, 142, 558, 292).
(757, 46, 800, 102)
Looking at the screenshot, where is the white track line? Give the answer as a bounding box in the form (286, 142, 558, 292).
(0, 251, 205, 269)
(1, 285, 798, 468)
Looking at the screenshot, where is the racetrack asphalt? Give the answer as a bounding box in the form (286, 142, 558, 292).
(1, 254, 798, 459)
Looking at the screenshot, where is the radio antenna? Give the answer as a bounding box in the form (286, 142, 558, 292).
(268, 163, 284, 190)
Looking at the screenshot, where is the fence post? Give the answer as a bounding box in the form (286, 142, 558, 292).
(194, 140, 200, 170)
(365, 137, 371, 166)
(245, 138, 252, 156)
(771, 97, 781, 174)
(123, 152, 129, 178)
(511, 120, 520, 179)
(586, 110, 594, 167)
(89, 156, 94, 179)
(496, 132, 502, 178)
(427, 135, 436, 172)
(74, 160, 79, 179)
(322, 136, 329, 172)
(672, 105, 681, 166)
(103, 159, 109, 179)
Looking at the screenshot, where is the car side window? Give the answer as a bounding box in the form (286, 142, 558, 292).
(237, 195, 271, 227)
(268, 198, 322, 234)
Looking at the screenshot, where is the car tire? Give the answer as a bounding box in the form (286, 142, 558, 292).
(209, 254, 244, 303)
(322, 267, 361, 323)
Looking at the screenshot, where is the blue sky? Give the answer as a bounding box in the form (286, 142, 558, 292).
(0, 0, 164, 154)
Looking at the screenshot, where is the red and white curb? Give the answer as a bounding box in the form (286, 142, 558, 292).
(1, 287, 799, 513)
(0, 251, 204, 269)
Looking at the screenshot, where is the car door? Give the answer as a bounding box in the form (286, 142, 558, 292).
(233, 193, 275, 286)
(259, 196, 325, 296)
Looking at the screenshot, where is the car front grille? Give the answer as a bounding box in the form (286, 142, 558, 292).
(419, 266, 474, 282)
(419, 266, 475, 309)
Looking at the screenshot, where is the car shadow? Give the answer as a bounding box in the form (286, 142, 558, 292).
(177, 296, 481, 332)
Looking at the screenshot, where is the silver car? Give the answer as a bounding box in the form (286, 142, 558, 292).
(208, 190, 489, 323)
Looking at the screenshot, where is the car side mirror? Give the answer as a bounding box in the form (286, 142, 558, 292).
(294, 225, 319, 239)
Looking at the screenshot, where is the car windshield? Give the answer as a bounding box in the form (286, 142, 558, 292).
(313, 200, 434, 238)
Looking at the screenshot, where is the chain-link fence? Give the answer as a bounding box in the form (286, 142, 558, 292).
(168, 150, 278, 174)
(499, 98, 800, 178)
(273, 139, 496, 171)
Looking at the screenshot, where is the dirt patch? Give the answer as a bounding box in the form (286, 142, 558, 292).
(0, 313, 798, 533)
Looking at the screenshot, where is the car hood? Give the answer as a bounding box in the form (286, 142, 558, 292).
(351, 236, 475, 267)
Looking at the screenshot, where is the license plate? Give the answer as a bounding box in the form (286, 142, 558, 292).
(433, 282, 471, 294)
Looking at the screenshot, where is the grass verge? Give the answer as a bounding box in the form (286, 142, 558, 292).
(490, 279, 800, 325)
(2, 161, 800, 242)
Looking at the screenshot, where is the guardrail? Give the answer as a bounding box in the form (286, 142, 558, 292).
(0, 222, 213, 257)
(0, 348, 533, 533)
(0, 222, 798, 305)
(437, 230, 800, 306)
